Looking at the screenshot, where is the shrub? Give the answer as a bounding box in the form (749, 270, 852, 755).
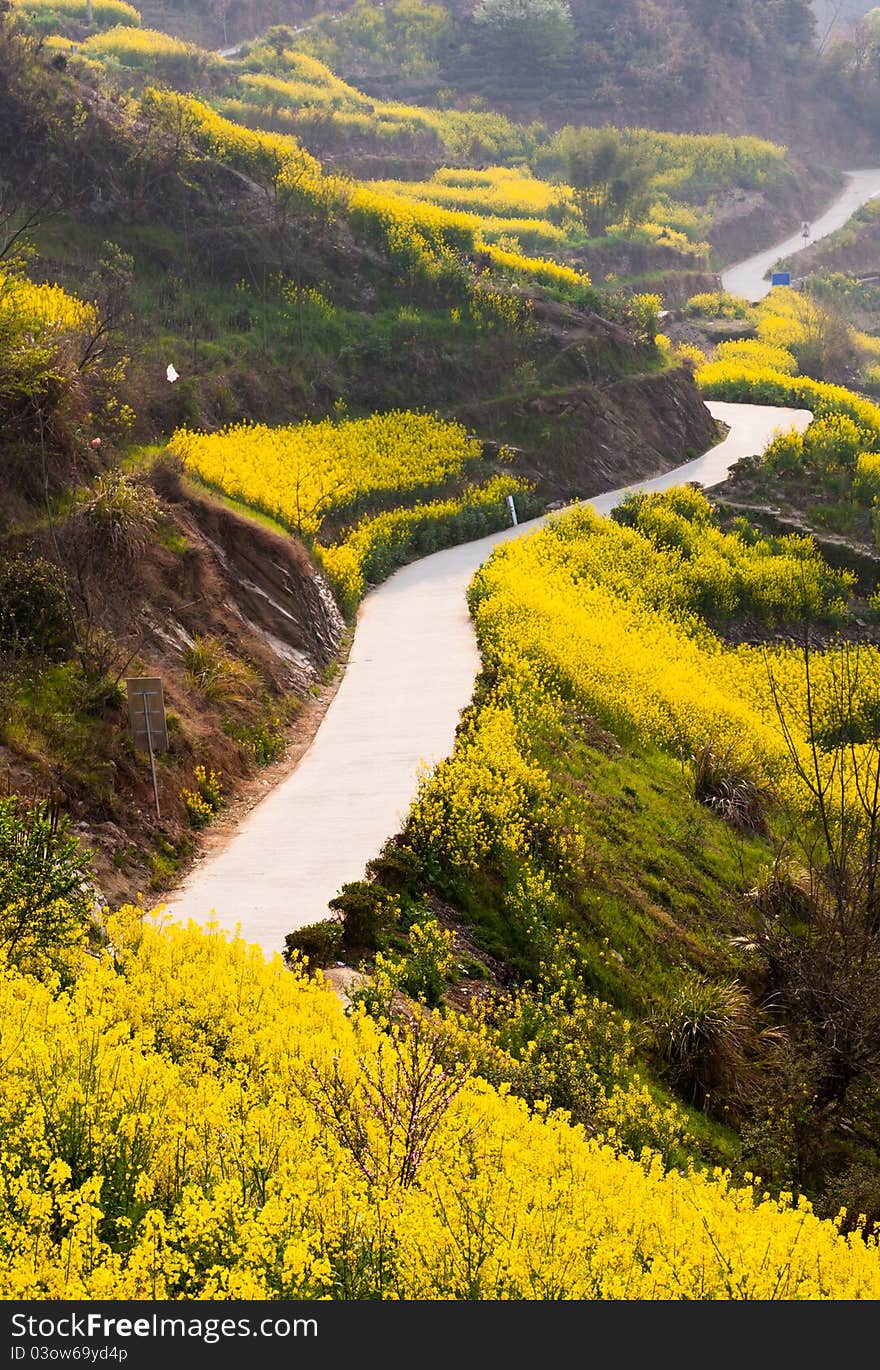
(328, 880, 400, 950)
(818, 1162, 880, 1236)
(0, 796, 93, 975)
(651, 970, 756, 1103)
(0, 555, 73, 660)
(690, 740, 769, 833)
(284, 918, 343, 971)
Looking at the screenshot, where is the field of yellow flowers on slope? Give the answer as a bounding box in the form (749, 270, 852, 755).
(4, 907, 880, 1300)
(168, 411, 537, 609)
(0, 268, 96, 337)
(169, 411, 483, 538)
(139, 91, 592, 299)
(408, 486, 863, 880)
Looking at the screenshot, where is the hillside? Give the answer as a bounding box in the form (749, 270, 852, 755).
(205, 0, 880, 159)
(0, 14, 721, 896)
(8, 0, 880, 1312)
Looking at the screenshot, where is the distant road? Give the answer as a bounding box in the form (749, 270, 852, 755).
(721, 167, 880, 301)
(166, 401, 811, 957)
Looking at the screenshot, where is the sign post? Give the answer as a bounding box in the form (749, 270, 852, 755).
(506, 493, 518, 527)
(126, 677, 167, 819)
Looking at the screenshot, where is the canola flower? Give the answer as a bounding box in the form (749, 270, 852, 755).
(363, 170, 705, 261)
(11, 0, 141, 26)
(5, 908, 880, 1299)
(697, 356, 880, 435)
(79, 25, 221, 72)
(319, 475, 537, 611)
(407, 490, 866, 879)
(146, 93, 589, 298)
(236, 51, 532, 162)
(143, 90, 334, 208)
(170, 416, 538, 612)
(0, 268, 96, 336)
(169, 411, 484, 539)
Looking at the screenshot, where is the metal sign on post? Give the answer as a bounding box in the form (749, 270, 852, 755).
(126, 677, 167, 819)
(770, 271, 791, 287)
(506, 493, 518, 527)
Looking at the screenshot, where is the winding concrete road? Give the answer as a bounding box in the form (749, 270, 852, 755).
(721, 167, 880, 301)
(167, 400, 811, 956)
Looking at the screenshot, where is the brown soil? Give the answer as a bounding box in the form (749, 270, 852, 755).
(460, 365, 719, 501)
(150, 621, 354, 906)
(776, 206, 880, 282)
(708, 169, 846, 269)
(9, 478, 346, 907)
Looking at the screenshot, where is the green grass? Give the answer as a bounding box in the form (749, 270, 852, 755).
(445, 728, 770, 1015)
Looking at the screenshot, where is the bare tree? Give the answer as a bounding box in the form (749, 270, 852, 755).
(295, 1015, 472, 1196)
(755, 633, 880, 1111)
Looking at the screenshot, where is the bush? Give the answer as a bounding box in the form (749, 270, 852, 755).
(284, 918, 343, 971)
(651, 970, 756, 1103)
(328, 880, 400, 950)
(818, 1162, 880, 1236)
(0, 555, 73, 660)
(690, 740, 769, 833)
(0, 796, 93, 974)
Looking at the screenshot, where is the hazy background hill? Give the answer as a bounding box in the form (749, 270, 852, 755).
(131, 0, 880, 160)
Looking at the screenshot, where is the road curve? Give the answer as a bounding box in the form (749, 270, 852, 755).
(721, 168, 880, 302)
(166, 400, 811, 956)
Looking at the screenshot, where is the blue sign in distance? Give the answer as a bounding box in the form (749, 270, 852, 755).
(770, 271, 791, 286)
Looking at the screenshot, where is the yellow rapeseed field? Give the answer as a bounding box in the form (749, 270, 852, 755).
(4, 908, 880, 1298)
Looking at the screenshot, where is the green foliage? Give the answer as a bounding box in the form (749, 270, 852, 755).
(180, 764, 224, 828)
(0, 796, 93, 975)
(328, 880, 401, 951)
(472, 0, 575, 69)
(0, 555, 73, 660)
(283, 918, 344, 971)
(224, 715, 285, 766)
(278, 0, 452, 82)
(564, 126, 654, 236)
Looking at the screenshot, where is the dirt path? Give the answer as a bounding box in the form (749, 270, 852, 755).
(164, 401, 811, 958)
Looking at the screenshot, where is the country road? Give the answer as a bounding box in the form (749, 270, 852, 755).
(721, 167, 880, 301)
(166, 400, 811, 956)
